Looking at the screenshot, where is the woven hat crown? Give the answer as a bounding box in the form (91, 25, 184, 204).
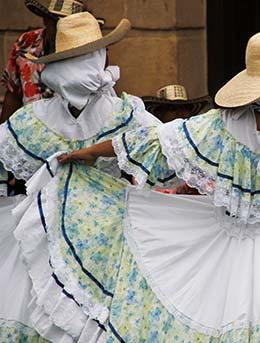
(56, 12, 102, 53)
(246, 33, 260, 76)
(25, 0, 84, 17)
(157, 85, 188, 101)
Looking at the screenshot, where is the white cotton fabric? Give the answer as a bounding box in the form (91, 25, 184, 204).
(33, 94, 161, 141)
(0, 196, 31, 326)
(126, 190, 260, 336)
(41, 49, 118, 110)
(222, 106, 260, 153)
(124, 108, 260, 335)
(33, 48, 161, 141)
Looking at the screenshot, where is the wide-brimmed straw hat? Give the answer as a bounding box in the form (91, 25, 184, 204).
(25, 0, 85, 19)
(142, 85, 212, 117)
(215, 32, 260, 108)
(25, 12, 131, 64)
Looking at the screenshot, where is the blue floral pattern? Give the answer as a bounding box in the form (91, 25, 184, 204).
(113, 109, 260, 223)
(0, 320, 49, 342)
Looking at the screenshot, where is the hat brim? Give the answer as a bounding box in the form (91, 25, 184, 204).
(25, 19, 131, 64)
(142, 96, 212, 117)
(142, 95, 212, 107)
(215, 69, 260, 108)
(25, 0, 58, 19)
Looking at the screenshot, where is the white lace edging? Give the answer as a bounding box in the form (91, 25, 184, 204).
(0, 124, 42, 181)
(95, 157, 121, 179)
(0, 185, 7, 197)
(129, 95, 162, 127)
(13, 173, 108, 341)
(112, 137, 147, 188)
(158, 123, 260, 225)
(124, 194, 260, 337)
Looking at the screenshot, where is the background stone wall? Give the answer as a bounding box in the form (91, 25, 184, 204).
(0, 0, 207, 103)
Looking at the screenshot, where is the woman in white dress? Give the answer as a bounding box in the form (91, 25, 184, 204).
(0, 12, 161, 343)
(56, 32, 260, 342)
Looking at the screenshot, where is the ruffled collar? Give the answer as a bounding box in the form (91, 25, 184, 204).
(33, 93, 133, 141)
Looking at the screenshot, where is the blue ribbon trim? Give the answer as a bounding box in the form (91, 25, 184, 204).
(62, 164, 114, 297)
(37, 191, 47, 233)
(108, 322, 126, 343)
(183, 120, 260, 195)
(7, 120, 54, 178)
(122, 133, 176, 185)
(97, 110, 134, 141)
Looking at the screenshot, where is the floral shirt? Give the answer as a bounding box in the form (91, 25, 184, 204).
(1, 28, 52, 105)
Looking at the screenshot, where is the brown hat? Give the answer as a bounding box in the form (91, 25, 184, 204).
(26, 12, 131, 64)
(24, 0, 85, 19)
(215, 32, 260, 108)
(142, 85, 212, 117)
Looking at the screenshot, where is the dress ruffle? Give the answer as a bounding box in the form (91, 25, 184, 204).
(0, 93, 160, 184)
(112, 128, 177, 188)
(6, 156, 260, 342)
(13, 159, 109, 342)
(113, 109, 260, 224)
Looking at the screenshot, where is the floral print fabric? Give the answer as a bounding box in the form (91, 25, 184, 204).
(0, 93, 146, 183)
(0, 320, 48, 343)
(18, 161, 260, 343)
(1, 29, 52, 105)
(112, 109, 260, 224)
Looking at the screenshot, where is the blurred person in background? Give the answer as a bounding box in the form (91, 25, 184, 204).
(0, 0, 88, 124)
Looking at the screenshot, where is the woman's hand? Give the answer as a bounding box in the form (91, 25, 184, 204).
(57, 140, 115, 166)
(57, 148, 97, 166)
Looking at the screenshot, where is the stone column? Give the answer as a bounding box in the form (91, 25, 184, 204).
(88, 0, 208, 98)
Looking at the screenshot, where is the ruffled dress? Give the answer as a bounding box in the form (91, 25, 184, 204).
(1, 106, 260, 342)
(0, 92, 160, 342)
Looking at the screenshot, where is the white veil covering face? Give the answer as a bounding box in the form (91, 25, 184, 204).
(41, 48, 119, 110)
(33, 48, 121, 140)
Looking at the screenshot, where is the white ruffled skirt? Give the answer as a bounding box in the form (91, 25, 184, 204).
(126, 190, 260, 336)
(0, 194, 106, 343)
(1, 158, 260, 341)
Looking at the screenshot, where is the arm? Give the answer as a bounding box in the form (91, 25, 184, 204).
(0, 89, 23, 124)
(1, 36, 23, 124)
(58, 140, 115, 165)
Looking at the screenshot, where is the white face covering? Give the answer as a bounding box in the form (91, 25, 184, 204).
(41, 48, 120, 110)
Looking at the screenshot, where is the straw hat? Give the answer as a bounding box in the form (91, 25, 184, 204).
(25, 0, 85, 19)
(25, 12, 131, 64)
(215, 32, 260, 108)
(142, 85, 212, 117)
